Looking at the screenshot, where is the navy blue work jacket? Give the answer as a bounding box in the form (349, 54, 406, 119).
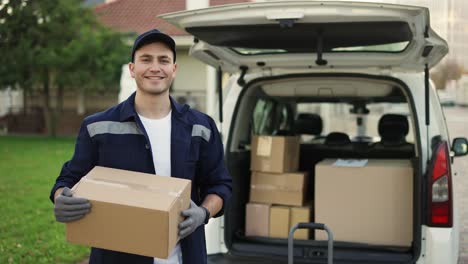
(50, 92, 232, 264)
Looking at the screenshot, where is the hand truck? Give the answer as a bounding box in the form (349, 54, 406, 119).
(288, 223, 334, 264)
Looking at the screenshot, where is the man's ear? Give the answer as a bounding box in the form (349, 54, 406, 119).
(128, 63, 135, 78)
(172, 63, 177, 77)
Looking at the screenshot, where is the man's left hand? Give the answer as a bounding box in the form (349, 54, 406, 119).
(179, 200, 207, 239)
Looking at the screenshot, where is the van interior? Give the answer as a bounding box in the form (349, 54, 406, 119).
(220, 75, 422, 264)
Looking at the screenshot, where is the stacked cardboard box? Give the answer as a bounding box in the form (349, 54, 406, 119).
(245, 203, 270, 237)
(250, 135, 300, 173)
(250, 171, 308, 206)
(246, 136, 414, 246)
(245, 135, 312, 240)
(245, 203, 313, 239)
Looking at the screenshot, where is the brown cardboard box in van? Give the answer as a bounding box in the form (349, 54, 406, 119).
(251, 136, 300, 173)
(250, 171, 308, 206)
(290, 205, 312, 239)
(315, 159, 413, 246)
(245, 203, 270, 237)
(269, 206, 290, 238)
(66, 166, 191, 258)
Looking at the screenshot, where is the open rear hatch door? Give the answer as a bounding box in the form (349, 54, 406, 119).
(160, 1, 448, 73)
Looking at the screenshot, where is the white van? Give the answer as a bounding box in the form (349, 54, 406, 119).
(162, 1, 468, 263)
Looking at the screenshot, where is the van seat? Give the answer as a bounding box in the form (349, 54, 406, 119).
(324, 132, 351, 146)
(295, 113, 323, 136)
(370, 114, 414, 158)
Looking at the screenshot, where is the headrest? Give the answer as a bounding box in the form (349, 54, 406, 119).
(378, 114, 409, 143)
(325, 132, 351, 146)
(295, 113, 323, 135)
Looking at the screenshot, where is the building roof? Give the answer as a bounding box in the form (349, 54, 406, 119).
(95, 0, 251, 36)
(95, 0, 187, 36)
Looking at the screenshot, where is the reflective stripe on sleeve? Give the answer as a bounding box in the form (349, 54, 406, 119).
(87, 121, 142, 137)
(191, 124, 211, 142)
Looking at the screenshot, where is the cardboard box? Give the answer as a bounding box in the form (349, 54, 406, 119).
(66, 166, 191, 258)
(250, 171, 308, 206)
(315, 159, 413, 246)
(269, 206, 290, 238)
(251, 136, 300, 173)
(245, 203, 270, 237)
(290, 206, 312, 239)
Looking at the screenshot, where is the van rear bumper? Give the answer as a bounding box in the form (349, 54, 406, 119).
(417, 226, 459, 264)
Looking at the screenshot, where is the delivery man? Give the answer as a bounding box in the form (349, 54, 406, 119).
(50, 29, 232, 264)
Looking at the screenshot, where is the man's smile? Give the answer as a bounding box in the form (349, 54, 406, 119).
(145, 76, 165, 80)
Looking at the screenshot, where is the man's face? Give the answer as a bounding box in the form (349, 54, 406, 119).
(129, 42, 177, 97)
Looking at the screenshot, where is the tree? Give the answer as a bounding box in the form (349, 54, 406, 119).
(57, 24, 132, 115)
(0, 0, 129, 136)
(430, 60, 464, 90)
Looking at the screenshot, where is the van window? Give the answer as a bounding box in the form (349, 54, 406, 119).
(297, 102, 414, 143)
(252, 99, 292, 135)
(234, 41, 409, 55)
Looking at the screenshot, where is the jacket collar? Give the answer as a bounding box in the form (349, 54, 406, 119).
(169, 95, 189, 116)
(119, 91, 189, 122)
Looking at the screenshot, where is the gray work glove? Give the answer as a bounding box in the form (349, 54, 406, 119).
(54, 187, 91, 223)
(178, 200, 207, 239)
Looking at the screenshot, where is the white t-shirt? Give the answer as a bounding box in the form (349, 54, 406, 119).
(138, 111, 182, 264)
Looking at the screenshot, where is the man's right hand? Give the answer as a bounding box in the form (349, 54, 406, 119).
(54, 187, 91, 223)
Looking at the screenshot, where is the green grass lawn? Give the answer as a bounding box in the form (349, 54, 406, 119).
(0, 136, 89, 264)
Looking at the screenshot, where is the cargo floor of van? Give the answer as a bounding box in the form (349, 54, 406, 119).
(210, 238, 413, 264)
(220, 152, 420, 264)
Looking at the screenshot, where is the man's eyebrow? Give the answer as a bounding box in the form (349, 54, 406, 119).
(138, 54, 171, 59)
(138, 54, 153, 59)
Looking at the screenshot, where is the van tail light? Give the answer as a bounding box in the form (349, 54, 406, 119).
(428, 141, 453, 227)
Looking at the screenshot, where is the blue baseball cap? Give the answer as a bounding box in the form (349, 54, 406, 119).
(131, 29, 176, 63)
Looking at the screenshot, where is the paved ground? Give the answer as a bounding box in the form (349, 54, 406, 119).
(443, 106, 468, 264)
